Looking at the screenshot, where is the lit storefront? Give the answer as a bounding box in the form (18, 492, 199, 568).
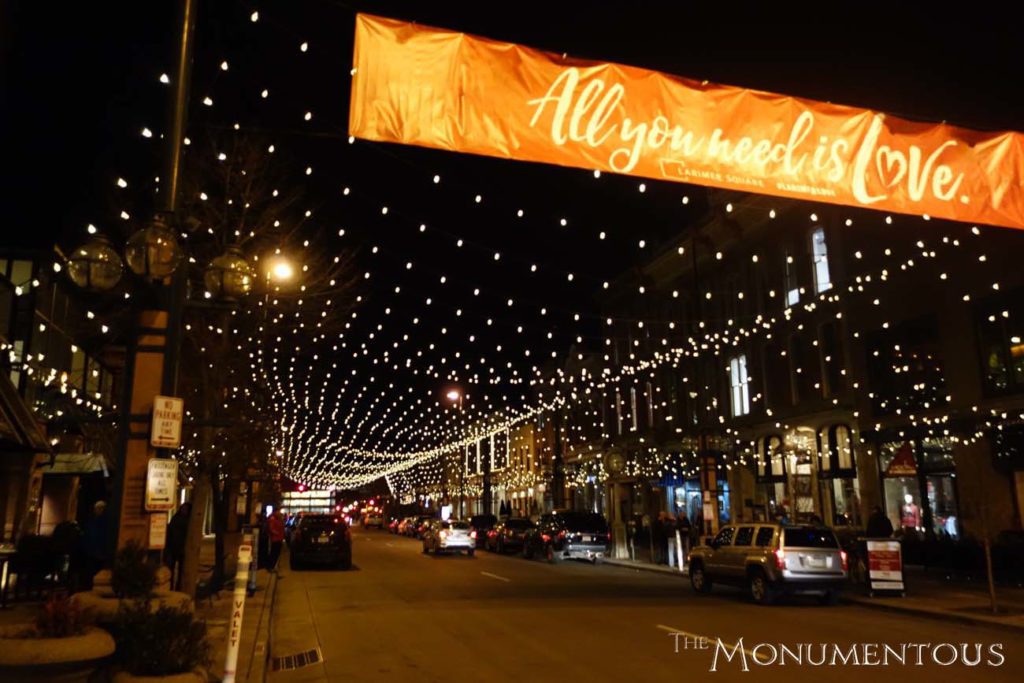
(877, 438, 959, 539)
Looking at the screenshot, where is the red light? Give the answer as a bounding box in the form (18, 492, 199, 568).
(541, 534, 551, 543)
(557, 530, 566, 540)
(840, 550, 849, 572)
(470, 530, 477, 539)
(774, 549, 786, 570)
(606, 532, 612, 541)
(298, 484, 305, 492)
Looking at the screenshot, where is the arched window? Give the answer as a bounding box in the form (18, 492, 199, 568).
(756, 434, 786, 482)
(817, 424, 856, 478)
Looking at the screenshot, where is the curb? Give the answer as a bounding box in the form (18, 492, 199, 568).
(602, 558, 689, 578)
(243, 570, 279, 683)
(843, 595, 1024, 634)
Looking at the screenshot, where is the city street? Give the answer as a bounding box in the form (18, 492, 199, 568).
(268, 529, 1024, 682)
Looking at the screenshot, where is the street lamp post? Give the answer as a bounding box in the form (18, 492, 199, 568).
(446, 390, 465, 518)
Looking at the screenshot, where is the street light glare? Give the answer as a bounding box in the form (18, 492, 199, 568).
(446, 390, 460, 401)
(270, 260, 294, 281)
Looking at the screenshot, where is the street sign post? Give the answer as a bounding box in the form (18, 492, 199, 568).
(223, 543, 253, 683)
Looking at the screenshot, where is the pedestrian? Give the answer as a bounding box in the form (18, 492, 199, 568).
(256, 511, 270, 568)
(165, 502, 191, 590)
(267, 510, 286, 571)
(676, 511, 692, 568)
(690, 509, 703, 548)
(866, 505, 894, 538)
(81, 500, 108, 589)
(661, 511, 677, 566)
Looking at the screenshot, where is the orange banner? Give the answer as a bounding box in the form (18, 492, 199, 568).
(349, 14, 1024, 230)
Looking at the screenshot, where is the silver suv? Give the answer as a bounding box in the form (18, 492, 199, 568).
(688, 524, 847, 605)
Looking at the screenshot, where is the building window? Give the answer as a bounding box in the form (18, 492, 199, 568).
(789, 333, 819, 403)
(811, 227, 832, 293)
(644, 381, 655, 428)
(785, 250, 800, 307)
(976, 289, 1024, 394)
(819, 322, 846, 397)
(728, 354, 750, 417)
(866, 316, 947, 416)
(629, 387, 638, 431)
(615, 390, 623, 435)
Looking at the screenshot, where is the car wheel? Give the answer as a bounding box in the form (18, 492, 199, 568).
(498, 540, 505, 554)
(546, 545, 561, 564)
(467, 548, 475, 558)
(339, 552, 352, 570)
(749, 570, 776, 605)
(422, 543, 429, 554)
(690, 563, 712, 594)
(523, 543, 534, 560)
(819, 589, 840, 606)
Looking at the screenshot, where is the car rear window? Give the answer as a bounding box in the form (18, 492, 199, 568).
(445, 521, 471, 530)
(301, 516, 346, 532)
(783, 527, 839, 549)
(558, 513, 607, 532)
(505, 519, 533, 529)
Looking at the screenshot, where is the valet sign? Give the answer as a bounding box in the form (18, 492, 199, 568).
(151, 395, 184, 449)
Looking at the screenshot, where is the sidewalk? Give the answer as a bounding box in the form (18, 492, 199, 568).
(603, 556, 1024, 632)
(199, 566, 277, 682)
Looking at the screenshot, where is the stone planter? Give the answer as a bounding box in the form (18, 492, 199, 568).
(72, 589, 193, 625)
(112, 670, 206, 683)
(0, 625, 115, 683)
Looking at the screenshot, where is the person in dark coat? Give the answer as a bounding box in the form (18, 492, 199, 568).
(165, 502, 191, 590)
(866, 505, 894, 538)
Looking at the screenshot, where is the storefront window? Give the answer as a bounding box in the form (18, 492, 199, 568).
(879, 440, 959, 539)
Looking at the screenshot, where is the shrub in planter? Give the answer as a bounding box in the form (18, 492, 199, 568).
(0, 594, 115, 683)
(112, 540, 157, 599)
(114, 600, 210, 680)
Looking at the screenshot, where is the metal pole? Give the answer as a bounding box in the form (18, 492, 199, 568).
(162, 0, 196, 216)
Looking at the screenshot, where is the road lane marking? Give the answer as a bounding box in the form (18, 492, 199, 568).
(481, 571, 511, 583)
(656, 625, 768, 663)
(385, 542, 394, 547)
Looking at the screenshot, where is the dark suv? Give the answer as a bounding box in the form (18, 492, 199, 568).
(523, 511, 609, 563)
(289, 514, 352, 570)
(688, 524, 847, 605)
(469, 514, 498, 548)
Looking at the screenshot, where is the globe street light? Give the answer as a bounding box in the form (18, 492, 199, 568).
(66, 235, 124, 292)
(124, 216, 183, 280)
(204, 247, 256, 300)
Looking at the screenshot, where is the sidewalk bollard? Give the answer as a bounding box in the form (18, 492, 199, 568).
(674, 529, 685, 573)
(223, 543, 252, 683)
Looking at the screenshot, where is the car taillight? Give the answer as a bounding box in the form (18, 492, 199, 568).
(606, 532, 612, 541)
(840, 550, 848, 571)
(558, 530, 566, 540)
(774, 549, 786, 570)
(470, 530, 477, 539)
(541, 534, 551, 543)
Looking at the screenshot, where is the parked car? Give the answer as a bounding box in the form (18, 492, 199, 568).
(486, 518, 536, 554)
(388, 517, 401, 534)
(404, 515, 433, 538)
(422, 519, 476, 556)
(523, 511, 609, 564)
(468, 514, 498, 548)
(688, 524, 848, 605)
(364, 513, 385, 529)
(397, 517, 417, 535)
(289, 514, 352, 570)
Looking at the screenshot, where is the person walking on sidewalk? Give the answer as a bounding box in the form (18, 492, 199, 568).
(165, 502, 191, 591)
(866, 505, 894, 538)
(267, 510, 286, 571)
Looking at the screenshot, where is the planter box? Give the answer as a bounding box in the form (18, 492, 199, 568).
(0, 625, 115, 683)
(72, 590, 193, 625)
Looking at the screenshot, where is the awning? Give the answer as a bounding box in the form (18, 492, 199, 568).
(0, 368, 50, 453)
(38, 452, 110, 476)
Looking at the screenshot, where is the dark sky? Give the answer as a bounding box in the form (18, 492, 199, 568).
(3, 1, 1022, 482)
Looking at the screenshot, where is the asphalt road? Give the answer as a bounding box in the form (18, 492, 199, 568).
(268, 528, 1024, 682)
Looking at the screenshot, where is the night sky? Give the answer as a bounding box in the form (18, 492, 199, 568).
(3, 1, 1022, 485)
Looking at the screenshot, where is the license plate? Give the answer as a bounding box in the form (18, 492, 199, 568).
(805, 556, 825, 568)
(318, 536, 329, 544)
(584, 535, 593, 542)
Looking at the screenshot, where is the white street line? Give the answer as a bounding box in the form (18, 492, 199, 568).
(480, 571, 511, 583)
(655, 624, 768, 663)
(385, 543, 394, 547)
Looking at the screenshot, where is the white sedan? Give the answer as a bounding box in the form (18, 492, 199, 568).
(422, 520, 476, 556)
